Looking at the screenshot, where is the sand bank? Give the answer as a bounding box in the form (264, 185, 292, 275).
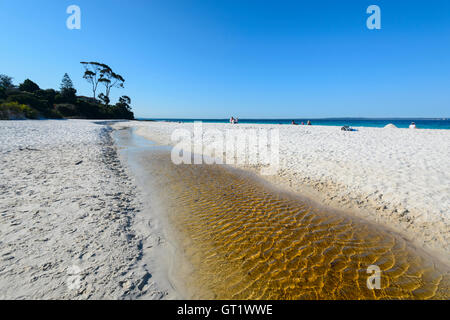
(113, 121, 450, 264)
(0, 120, 173, 299)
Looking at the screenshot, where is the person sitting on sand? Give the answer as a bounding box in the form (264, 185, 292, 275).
(409, 122, 417, 129)
(341, 126, 357, 131)
(307, 120, 312, 125)
(301, 122, 304, 125)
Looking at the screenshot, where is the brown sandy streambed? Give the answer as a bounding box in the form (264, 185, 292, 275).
(115, 128, 450, 300)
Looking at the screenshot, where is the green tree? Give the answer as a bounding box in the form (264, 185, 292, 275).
(19, 79, 40, 93)
(98, 93, 110, 106)
(117, 95, 131, 111)
(80, 61, 106, 99)
(60, 73, 74, 91)
(111, 95, 134, 119)
(0, 74, 14, 89)
(60, 73, 77, 101)
(98, 65, 125, 100)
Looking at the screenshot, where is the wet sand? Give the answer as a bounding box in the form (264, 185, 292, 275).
(116, 127, 450, 300)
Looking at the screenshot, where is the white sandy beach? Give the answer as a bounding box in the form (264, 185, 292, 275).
(1, 119, 448, 299)
(0, 120, 174, 299)
(115, 121, 450, 264)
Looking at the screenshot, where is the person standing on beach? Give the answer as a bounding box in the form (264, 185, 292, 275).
(307, 120, 312, 125)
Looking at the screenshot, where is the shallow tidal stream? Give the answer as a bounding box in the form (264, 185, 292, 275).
(114, 128, 449, 300)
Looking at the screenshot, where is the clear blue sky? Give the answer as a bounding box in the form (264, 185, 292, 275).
(1, 0, 449, 118)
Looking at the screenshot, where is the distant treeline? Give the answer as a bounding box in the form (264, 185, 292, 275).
(0, 62, 134, 120)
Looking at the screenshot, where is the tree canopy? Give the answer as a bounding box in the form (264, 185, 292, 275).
(81, 62, 125, 103)
(19, 79, 40, 93)
(60, 73, 77, 100)
(60, 73, 74, 90)
(99, 66, 124, 101)
(80, 61, 105, 99)
(0, 74, 14, 89)
(0, 68, 134, 120)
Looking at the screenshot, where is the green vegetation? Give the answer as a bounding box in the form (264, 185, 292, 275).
(0, 62, 134, 120)
(0, 101, 38, 120)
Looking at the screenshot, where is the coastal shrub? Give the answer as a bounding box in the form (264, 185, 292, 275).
(7, 92, 48, 111)
(108, 104, 134, 119)
(18, 79, 40, 93)
(5, 87, 20, 95)
(0, 101, 38, 119)
(55, 93, 76, 104)
(6, 92, 63, 119)
(75, 99, 105, 119)
(35, 89, 57, 105)
(2, 71, 135, 120)
(42, 108, 63, 119)
(59, 88, 77, 103)
(0, 74, 14, 89)
(106, 95, 134, 119)
(55, 103, 78, 117)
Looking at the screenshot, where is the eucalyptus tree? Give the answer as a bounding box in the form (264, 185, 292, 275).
(81, 62, 125, 103)
(80, 61, 105, 99)
(98, 66, 125, 102)
(98, 93, 110, 106)
(117, 95, 131, 110)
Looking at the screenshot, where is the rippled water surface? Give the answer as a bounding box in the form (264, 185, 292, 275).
(117, 130, 449, 300)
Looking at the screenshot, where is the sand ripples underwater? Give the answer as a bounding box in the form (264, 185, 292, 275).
(138, 150, 449, 300)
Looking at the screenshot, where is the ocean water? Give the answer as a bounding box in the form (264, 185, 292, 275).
(138, 118, 450, 129)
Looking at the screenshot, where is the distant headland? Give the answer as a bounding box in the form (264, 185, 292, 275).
(0, 62, 134, 120)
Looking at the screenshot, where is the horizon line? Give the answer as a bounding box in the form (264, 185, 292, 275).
(136, 117, 450, 120)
